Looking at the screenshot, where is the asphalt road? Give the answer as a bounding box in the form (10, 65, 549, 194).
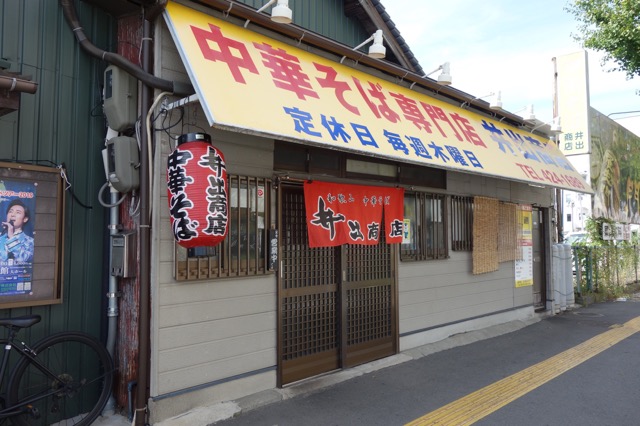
(215, 296, 640, 426)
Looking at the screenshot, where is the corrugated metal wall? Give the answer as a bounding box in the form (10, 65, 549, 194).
(238, 0, 368, 45)
(0, 1, 112, 341)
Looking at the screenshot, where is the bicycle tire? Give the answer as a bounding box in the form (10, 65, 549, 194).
(6, 331, 113, 426)
(0, 339, 9, 426)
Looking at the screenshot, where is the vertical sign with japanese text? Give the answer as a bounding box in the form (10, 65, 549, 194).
(556, 51, 590, 156)
(268, 228, 278, 271)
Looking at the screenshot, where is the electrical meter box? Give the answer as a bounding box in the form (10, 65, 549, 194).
(106, 136, 139, 193)
(110, 231, 137, 278)
(103, 65, 138, 131)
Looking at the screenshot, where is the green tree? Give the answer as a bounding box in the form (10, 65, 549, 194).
(566, 0, 640, 78)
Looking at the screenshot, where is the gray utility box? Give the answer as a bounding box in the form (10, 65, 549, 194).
(103, 65, 138, 131)
(110, 231, 137, 278)
(106, 136, 139, 193)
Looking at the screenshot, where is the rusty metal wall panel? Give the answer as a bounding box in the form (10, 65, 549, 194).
(116, 14, 142, 409)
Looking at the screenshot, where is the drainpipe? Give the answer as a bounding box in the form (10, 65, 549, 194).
(104, 188, 121, 414)
(0, 75, 38, 94)
(58, 1, 174, 423)
(58, 0, 193, 96)
(134, 17, 153, 426)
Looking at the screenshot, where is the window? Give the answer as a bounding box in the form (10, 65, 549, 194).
(175, 175, 273, 280)
(274, 142, 307, 172)
(451, 196, 473, 251)
(401, 192, 447, 261)
(399, 163, 446, 189)
(346, 158, 397, 178)
(274, 140, 446, 189)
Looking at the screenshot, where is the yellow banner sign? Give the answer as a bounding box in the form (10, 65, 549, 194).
(164, 1, 593, 193)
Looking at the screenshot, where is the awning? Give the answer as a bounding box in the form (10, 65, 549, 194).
(163, 1, 593, 194)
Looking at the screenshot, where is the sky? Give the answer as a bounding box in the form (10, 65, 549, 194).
(382, 0, 640, 127)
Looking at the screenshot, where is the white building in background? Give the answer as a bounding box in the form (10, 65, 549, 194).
(556, 51, 640, 238)
(614, 114, 640, 137)
(564, 190, 588, 232)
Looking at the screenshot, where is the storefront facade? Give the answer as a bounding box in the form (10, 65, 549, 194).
(2, 0, 595, 424)
(147, 1, 592, 422)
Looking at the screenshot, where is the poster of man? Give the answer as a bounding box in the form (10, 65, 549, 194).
(0, 180, 36, 296)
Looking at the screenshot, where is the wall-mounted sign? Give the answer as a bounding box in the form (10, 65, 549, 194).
(0, 162, 64, 309)
(303, 181, 404, 247)
(0, 180, 35, 298)
(268, 228, 278, 272)
(515, 205, 533, 288)
(164, 1, 592, 194)
(402, 218, 411, 244)
(556, 51, 591, 156)
(602, 223, 629, 241)
(602, 223, 614, 240)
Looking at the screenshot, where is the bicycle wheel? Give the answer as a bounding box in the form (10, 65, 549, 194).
(6, 332, 113, 426)
(0, 339, 10, 426)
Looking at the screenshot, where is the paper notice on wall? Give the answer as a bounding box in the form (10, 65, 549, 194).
(515, 205, 533, 288)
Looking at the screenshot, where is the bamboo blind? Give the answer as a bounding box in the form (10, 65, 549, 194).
(498, 202, 519, 262)
(472, 196, 499, 274)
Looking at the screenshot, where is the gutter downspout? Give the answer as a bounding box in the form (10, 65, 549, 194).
(134, 17, 153, 426)
(59, 0, 193, 96)
(104, 186, 121, 414)
(58, 1, 175, 423)
(0, 75, 38, 94)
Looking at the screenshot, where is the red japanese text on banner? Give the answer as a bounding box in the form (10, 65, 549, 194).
(303, 181, 404, 247)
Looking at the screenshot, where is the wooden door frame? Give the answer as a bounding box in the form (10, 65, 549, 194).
(276, 181, 400, 386)
(532, 206, 548, 311)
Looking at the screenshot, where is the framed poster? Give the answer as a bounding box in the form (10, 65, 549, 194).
(0, 162, 64, 308)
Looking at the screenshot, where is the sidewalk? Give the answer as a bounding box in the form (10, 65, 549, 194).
(93, 314, 542, 426)
(97, 294, 640, 425)
(153, 313, 545, 425)
(93, 411, 131, 426)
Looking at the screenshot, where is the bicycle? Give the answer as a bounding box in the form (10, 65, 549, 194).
(0, 314, 114, 425)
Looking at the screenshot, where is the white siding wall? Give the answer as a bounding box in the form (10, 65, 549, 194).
(398, 172, 554, 349)
(154, 129, 278, 395)
(151, 20, 279, 422)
